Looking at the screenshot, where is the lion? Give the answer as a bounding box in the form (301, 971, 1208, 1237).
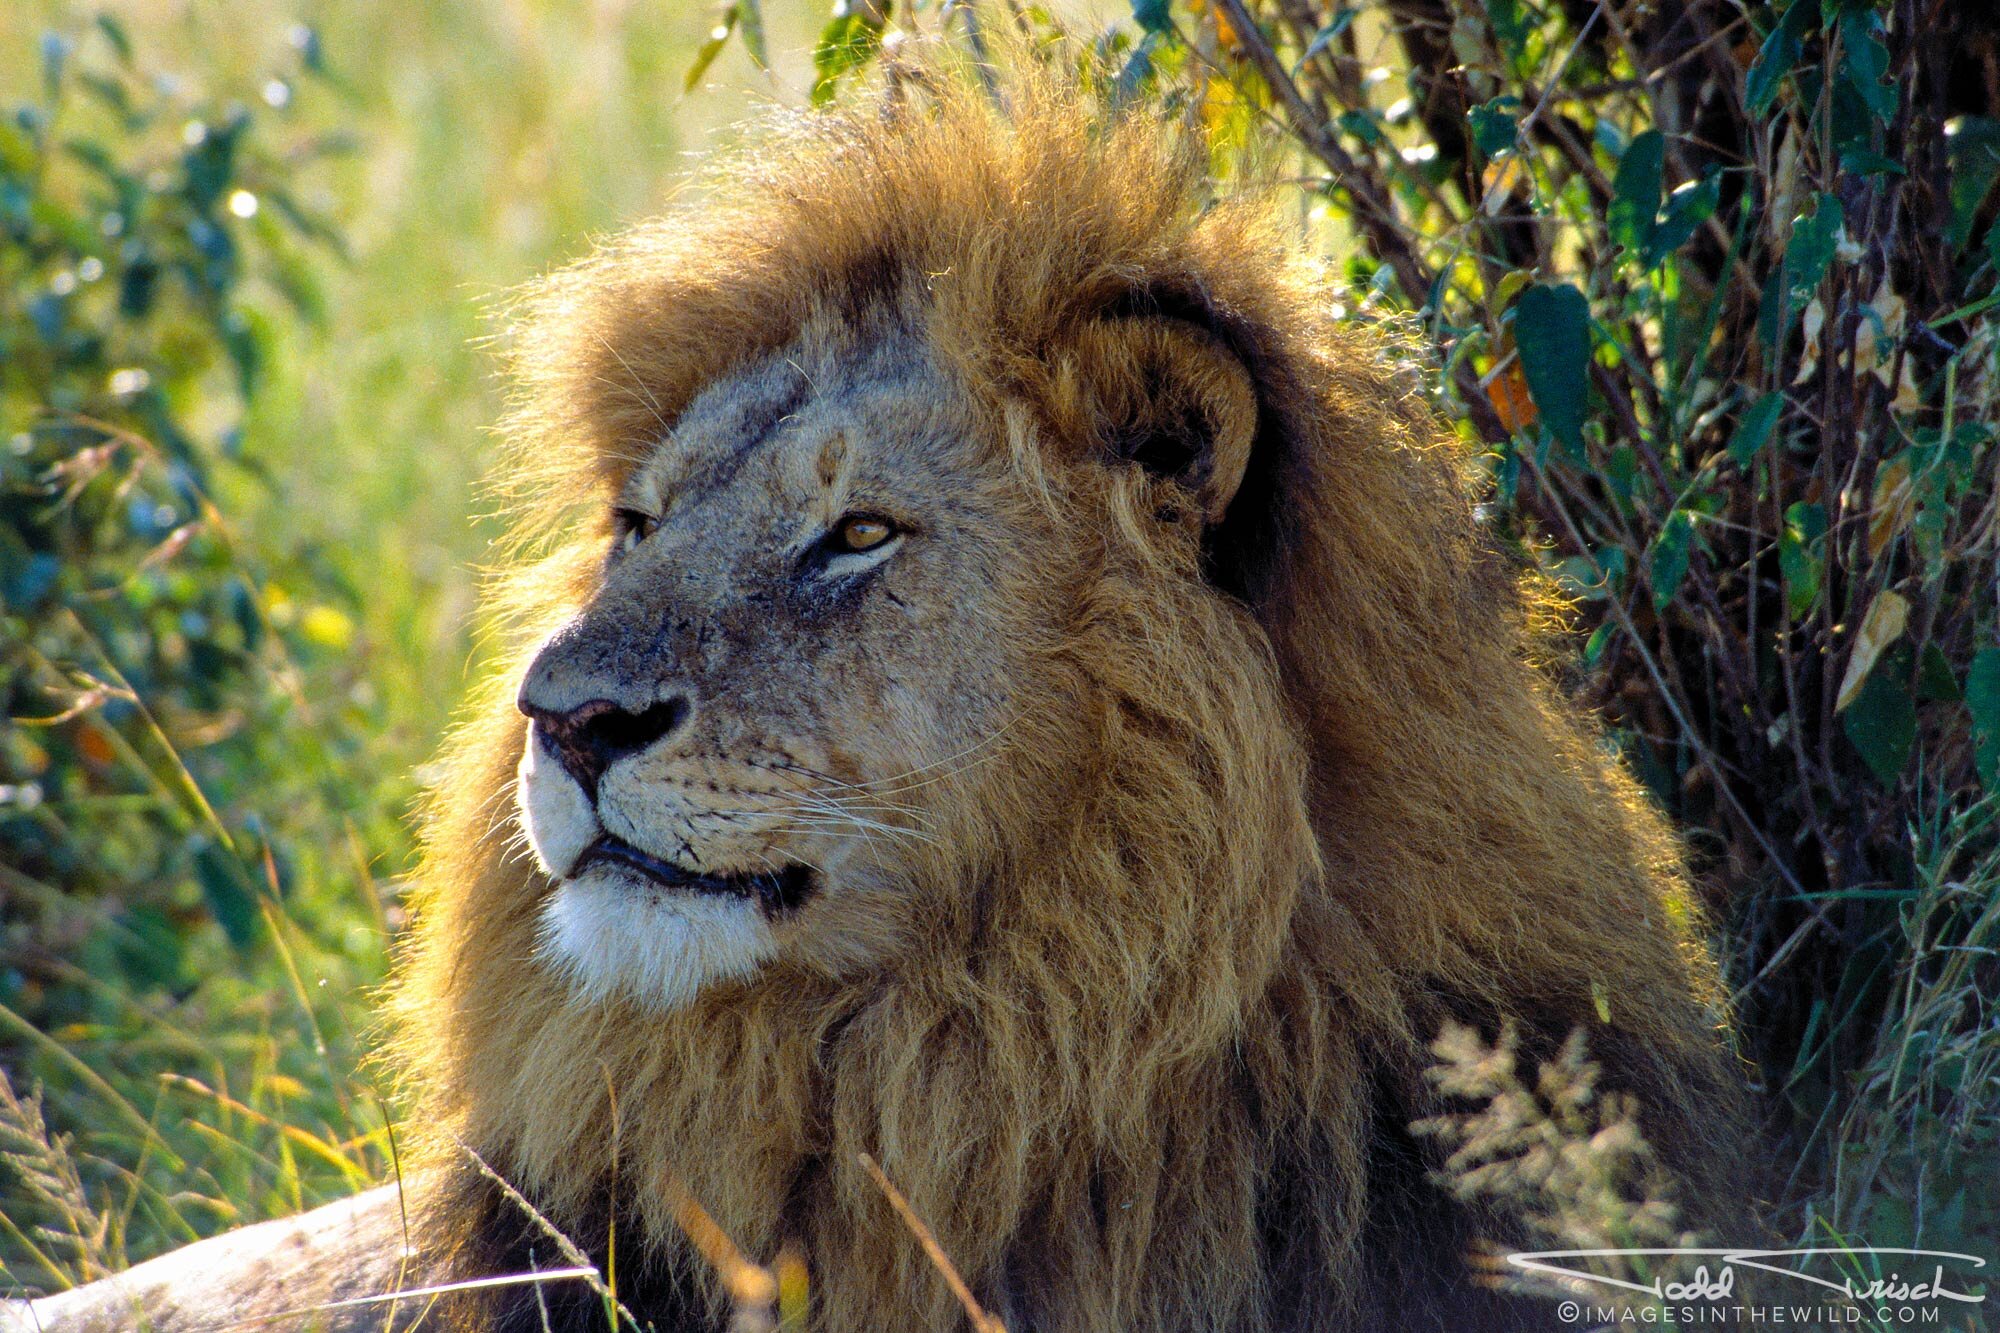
(9, 49, 1749, 1333)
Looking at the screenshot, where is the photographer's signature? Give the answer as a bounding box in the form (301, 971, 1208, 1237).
(1506, 1247, 1988, 1306)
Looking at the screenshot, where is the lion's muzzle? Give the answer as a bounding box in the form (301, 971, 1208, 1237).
(512, 633, 834, 1009)
(519, 694, 693, 798)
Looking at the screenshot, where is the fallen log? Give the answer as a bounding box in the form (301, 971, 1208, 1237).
(4, 1183, 426, 1332)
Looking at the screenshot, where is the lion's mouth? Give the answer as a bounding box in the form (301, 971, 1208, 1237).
(573, 835, 817, 915)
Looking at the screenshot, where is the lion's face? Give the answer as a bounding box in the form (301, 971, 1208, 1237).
(516, 328, 1035, 1008)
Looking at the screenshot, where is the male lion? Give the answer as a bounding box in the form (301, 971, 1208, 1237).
(11, 53, 1749, 1333)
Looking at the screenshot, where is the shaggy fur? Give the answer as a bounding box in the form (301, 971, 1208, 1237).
(393, 51, 1747, 1333)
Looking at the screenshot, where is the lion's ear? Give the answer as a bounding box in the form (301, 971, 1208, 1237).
(1072, 317, 1257, 525)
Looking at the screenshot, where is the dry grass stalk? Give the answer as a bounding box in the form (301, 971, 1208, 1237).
(667, 1177, 779, 1333)
(0, 1068, 112, 1289)
(857, 1153, 1006, 1333)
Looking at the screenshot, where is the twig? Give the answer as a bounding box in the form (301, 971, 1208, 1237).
(1511, 4, 1601, 146)
(1521, 454, 1809, 902)
(1210, 0, 1509, 440)
(944, 0, 1003, 107)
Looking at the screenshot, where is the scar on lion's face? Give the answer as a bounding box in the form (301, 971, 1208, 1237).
(514, 324, 1050, 1008)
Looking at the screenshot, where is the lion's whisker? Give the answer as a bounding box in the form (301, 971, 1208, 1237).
(772, 785, 931, 821)
(741, 841, 831, 881)
(762, 812, 936, 846)
(854, 746, 1009, 798)
(695, 804, 938, 848)
(772, 718, 1020, 800)
(787, 791, 935, 830)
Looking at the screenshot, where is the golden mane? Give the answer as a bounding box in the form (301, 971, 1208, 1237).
(393, 50, 1744, 1331)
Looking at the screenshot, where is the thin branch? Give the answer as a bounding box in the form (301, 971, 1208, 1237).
(1211, 0, 1509, 440)
(1522, 454, 1810, 902)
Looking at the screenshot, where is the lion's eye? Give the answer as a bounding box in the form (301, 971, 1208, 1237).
(831, 515, 896, 553)
(614, 508, 658, 553)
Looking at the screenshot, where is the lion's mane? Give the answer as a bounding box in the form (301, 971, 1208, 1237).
(394, 53, 1744, 1333)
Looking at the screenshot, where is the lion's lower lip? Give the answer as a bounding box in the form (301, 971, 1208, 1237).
(573, 836, 817, 914)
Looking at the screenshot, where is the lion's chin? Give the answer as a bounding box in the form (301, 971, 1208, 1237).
(535, 866, 779, 1010)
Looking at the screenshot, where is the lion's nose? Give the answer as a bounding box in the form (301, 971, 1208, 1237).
(518, 695, 692, 795)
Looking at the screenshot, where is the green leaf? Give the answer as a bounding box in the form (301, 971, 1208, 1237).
(224, 307, 266, 396)
(812, 12, 886, 107)
(1649, 509, 1695, 611)
(1295, 10, 1356, 72)
(1337, 109, 1385, 146)
(1785, 193, 1844, 298)
(1491, 445, 1520, 508)
(1484, 0, 1530, 72)
(1968, 647, 2000, 793)
(1583, 621, 1613, 668)
(1606, 444, 1637, 507)
(1948, 118, 2000, 251)
(1512, 282, 1591, 451)
(94, 13, 133, 63)
(1842, 651, 1916, 786)
(1112, 30, 1162, 107)
(1469, 97, 1520, 159)
(685, 4, 739, 94)
(1608, 129, 1664, 258)
(1728, 391, 1784, 466)
(737, 0, 768, 69)
(1132, 0, 1173, 34)
(1839, 147, 1906, 177)
(1747, 0, 1815, 116)
(1838, 9, 1897, 122)
(194, 840, 259, 949)
(0, 119, 35, 174)
(1915, 642, 1960, 703)
(77, 71, 133, 121)
(1746, 35, 1795, 118)
(1780, 501, 1825, 619)
(1645, 172, 1720, 266)
(40, 31, 71, 97)
(290, 22, 325, 74)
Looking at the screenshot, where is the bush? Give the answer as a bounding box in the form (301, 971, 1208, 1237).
(0, 17, 389, 1284)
